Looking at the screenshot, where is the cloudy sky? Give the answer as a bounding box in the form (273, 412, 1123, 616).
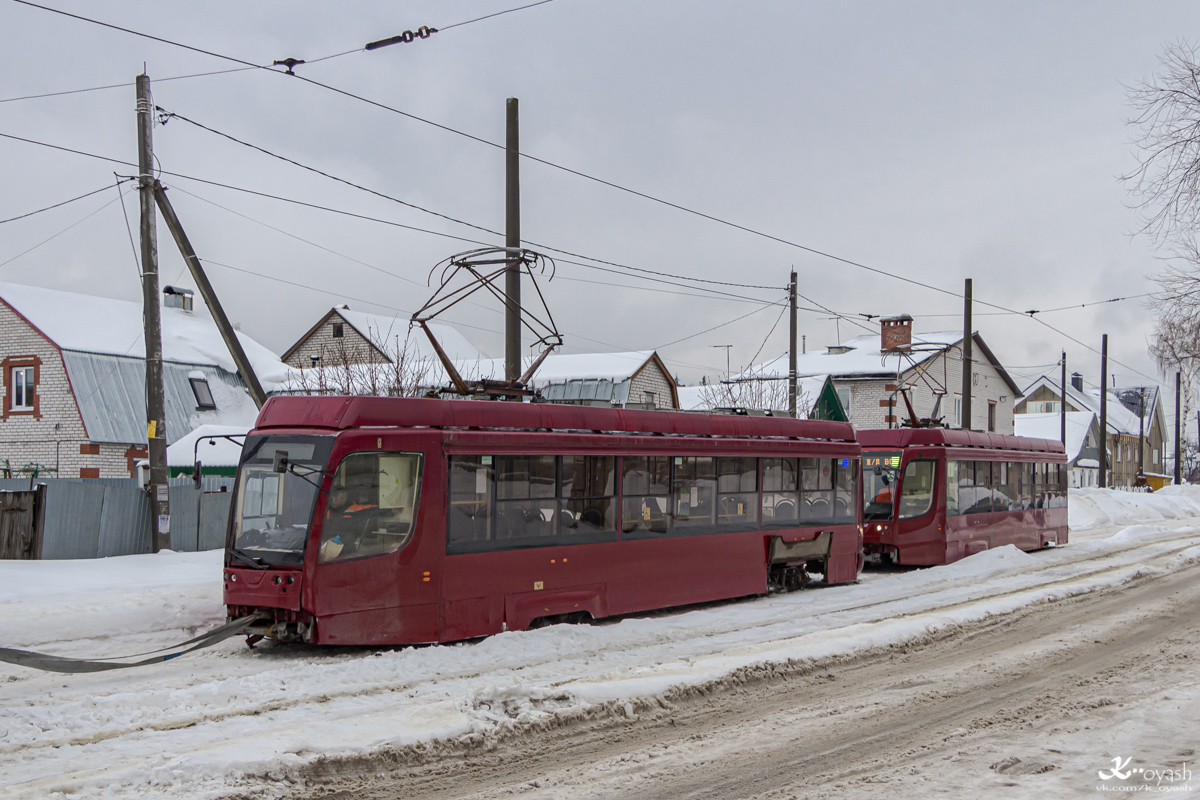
(1, 1, 1195, 396)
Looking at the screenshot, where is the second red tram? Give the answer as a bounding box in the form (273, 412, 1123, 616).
(223, 397, 864, 645)
(858, 428, 1068, 566)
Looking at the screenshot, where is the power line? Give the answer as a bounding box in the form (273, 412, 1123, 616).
(0, 126, 1162, 383)
(157, 107, 785, 293)
(0, 185, 129, 268)
(0, 182, 125, 224)
(654, 301, 785, 351)
(0, 66, 257, 105)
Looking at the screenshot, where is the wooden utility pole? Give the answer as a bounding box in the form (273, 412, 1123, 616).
(1060, 351, 1067, 445)
(1175, 370, 1182, 485)
(788, 270, 797, 418)
(153, 185, 267, 408)
(504, 97, 521, 391)
(960, 278, 972, 430)
(137, 73, 170, 551)
(1099, 334, 1108, 488)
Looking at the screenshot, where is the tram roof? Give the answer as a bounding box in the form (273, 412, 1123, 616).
(254, 396, 859, 443)
(857, 427, 1066, 454)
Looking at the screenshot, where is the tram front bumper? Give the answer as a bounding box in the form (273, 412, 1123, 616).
(223, 567, 304, 612)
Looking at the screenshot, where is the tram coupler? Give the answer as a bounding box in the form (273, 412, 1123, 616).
(863, 544, 898, 566)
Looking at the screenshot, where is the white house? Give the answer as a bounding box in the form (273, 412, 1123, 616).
(0, 281, 288, 478)
(733, 315, 1021, 431)
(1014, 411, 1102, 487)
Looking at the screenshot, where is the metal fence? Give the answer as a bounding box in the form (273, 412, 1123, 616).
(0, 477, 232, 559)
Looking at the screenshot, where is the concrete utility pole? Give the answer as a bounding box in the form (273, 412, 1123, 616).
(1060, 351, 1067, 446)
(1099, 334, 1108, 488)
(153, 186, 267, 408)
(788, 270, 797, 418)
(137, 74, 170, 551)
(504, 97, 521, 392)
(1175, 371, 1182, 485)
(960, 278, 973, 430)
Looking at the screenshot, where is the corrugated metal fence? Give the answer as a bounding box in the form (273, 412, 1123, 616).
(0, 476, 233, 559)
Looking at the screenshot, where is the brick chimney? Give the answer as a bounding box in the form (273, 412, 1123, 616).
(880, 314, 913, 352)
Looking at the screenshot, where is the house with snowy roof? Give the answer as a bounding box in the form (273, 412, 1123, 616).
(1014, 411, 1103, 488)
(731, 315, 1021, 431)
(1016, 373, 1167, 487)
(282, 306, 486, 370)
(283, 307, 678, 409)
(0, 281, 288, 479)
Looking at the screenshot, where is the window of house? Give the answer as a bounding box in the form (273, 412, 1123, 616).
(332, 322, 344, 338)
(987, 401, 997, 433)
(189, 376, 216, 410)
(11, 366, 34, 410)
(644, 391, 655, 407)
(836, 386, 851, 412)
(1153, 449, 1160, 465)
(954, 397, 962, 426)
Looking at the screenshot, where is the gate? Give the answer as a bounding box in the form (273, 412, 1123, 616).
(0, 485, 47, 560)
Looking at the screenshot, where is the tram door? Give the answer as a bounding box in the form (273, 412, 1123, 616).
(310, 440, 441, 644)
(893, 454, 942, 563)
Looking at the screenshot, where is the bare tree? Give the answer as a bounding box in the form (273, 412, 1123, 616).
(697, 370, 811, 417)
(1125, 42, 1200, 477)
(282, 325, 439, 397)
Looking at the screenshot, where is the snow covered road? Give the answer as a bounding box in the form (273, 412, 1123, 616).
(3, 487, 1200, 799)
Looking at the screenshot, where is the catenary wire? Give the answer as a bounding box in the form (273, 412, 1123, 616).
(0, 127, 1162, 382)
(7, 0, 1150, 332)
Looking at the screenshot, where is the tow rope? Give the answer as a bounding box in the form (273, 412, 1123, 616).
(0, 614, 262, 674)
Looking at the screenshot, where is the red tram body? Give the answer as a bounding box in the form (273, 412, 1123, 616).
(223, 397, 864, 645)
(858, 428, 1068, 566)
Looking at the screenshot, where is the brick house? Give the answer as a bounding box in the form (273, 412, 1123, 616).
(733, 315, 1021, 431)
(282, 306, 485, 369)
(0, 281, 288, 479)
(1016, 373, 1166, 487)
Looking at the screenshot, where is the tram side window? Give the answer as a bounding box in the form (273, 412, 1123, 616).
(673, 456, 717, 530)
(946, 461, 959, 515)
(995, 462, 1014, 512)
(963, 461, 993, 514)
(495, 455, 558, 542)
(1055, 463, 1068, 507)
(800, 457, 835, 523)
(561, 455, 617, 537)
(762, 457, 799, 527)
(834, 458, 857, 523)
(717, 457, 758, 530)
(319, 452, 423, 563)
(622, 456, 670, 533)
(1033, 462, 1045, 509)
(897, 460, 936, 520)
(447, 456, 494, 552)
(1018, 462, 1033, 510)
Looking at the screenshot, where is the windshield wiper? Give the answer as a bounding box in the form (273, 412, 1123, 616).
(229, 547, 269, 570)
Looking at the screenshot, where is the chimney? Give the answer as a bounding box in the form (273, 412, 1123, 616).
(880, 314, 913, 352)
(1070, 372, 1083, 392)
(163, 285, 194, 312)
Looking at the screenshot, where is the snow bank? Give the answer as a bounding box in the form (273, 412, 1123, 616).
(1069, 485, 1200, 531)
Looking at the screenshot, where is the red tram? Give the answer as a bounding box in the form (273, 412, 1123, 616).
(858, 428, 1068, 566)
(223, 397, 864, 645)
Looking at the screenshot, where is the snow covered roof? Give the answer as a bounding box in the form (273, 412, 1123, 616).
(340, 309, 486, 362)
(1014, 411, 1095, 463)
(1021, 376, 1155, 438)
(166, 424, 250, 468)
(737, 330, 1021, 397)
(0, 281, 290, 386)
(675, 385, 708, 411)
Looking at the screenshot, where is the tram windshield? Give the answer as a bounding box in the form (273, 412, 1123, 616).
(230, 435, 334, 567)
(862, 451, 901, 520)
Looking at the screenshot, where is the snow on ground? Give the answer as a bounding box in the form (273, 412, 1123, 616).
(3, 491, 1200, 798)
(1068, 484, 1200, 531)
